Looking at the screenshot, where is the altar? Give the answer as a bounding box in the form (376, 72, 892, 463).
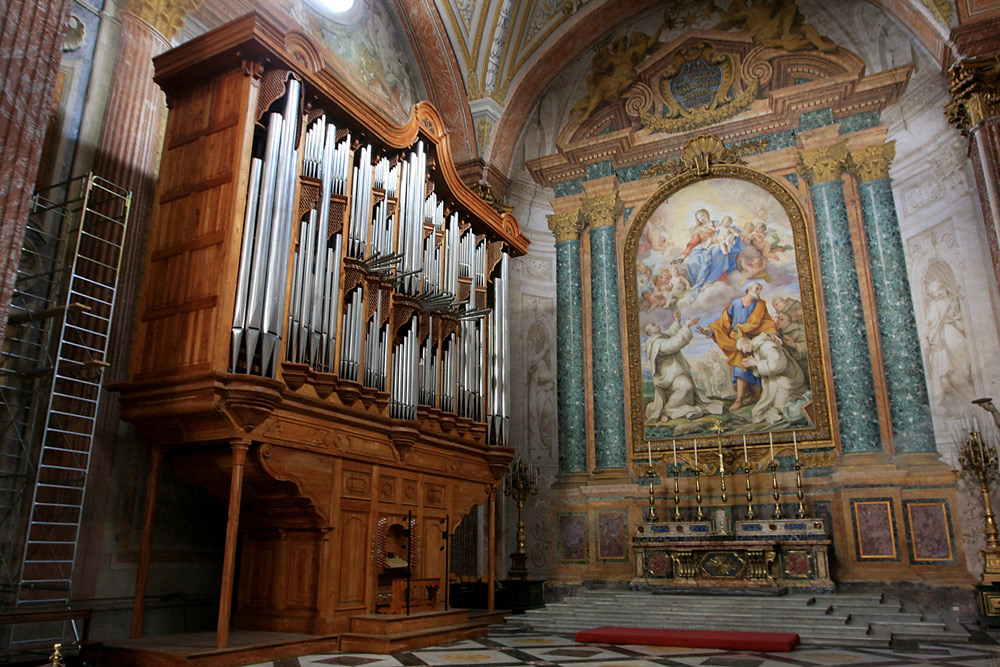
(631, 514, 833, 591)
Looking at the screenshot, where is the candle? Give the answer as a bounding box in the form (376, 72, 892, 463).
(769, 431, 774, 460)
(647, 440, 653, 467)
(673, 439, 677, 467)
(694, 439, 698, 468)
(793, 431, 798, 460)
(743, 435, 748, 464)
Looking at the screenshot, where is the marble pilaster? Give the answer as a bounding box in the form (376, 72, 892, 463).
(582, 193, 627, 472)
(798, 142, 882, 454)
(548, 210, 588, 476)
(0, 0, 75, 351)
(848, 143, 936, 453)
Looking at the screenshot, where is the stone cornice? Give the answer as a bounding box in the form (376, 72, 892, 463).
(847, 141, 896, 183)
(581, 193, 622, 229)
(797, 141, 849, 186)
(945, 55, 1000, 135)
(547, 210, 585, 243)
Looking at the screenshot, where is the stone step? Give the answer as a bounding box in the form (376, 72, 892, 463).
(518, 610, 855, 628)
(504, 619, 892, 647)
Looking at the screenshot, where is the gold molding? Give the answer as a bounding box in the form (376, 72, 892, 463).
(121, 0, 202, 40)
(796, 141, 849, 186)
(847, 142, 896, 183)
(945, 55, 1000, 135)
(547, 210, 585, 242)
(581, 192, 622, 229)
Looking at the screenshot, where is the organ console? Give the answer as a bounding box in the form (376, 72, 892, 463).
(116, 11, 528, 650)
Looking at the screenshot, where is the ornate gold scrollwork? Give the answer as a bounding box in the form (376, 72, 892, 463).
(546, 209, 586, 243)
(796, 141, 849, 186)
(847, 142, 896, 183)
(945, 56, 1000, 136)
(639, 42, 759, 134)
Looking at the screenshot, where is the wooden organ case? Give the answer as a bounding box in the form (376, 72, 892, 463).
(116, 12, 527, 649)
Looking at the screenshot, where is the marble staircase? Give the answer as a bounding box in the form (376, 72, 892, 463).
(502, 589, 971, 647)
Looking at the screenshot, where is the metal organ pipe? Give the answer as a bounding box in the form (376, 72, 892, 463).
(226, 83, 515, 435)
(231, 157, 262, 371)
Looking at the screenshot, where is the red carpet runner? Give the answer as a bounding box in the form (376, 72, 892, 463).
(575, 626, 800, 652)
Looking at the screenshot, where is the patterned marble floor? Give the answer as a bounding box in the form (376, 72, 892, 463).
(244, 625, 1000, 667)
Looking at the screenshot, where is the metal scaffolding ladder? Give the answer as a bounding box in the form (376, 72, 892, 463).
(0, 173, 130, 650)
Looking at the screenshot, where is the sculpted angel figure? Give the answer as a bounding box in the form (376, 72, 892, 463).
(713, 0, 837, 53)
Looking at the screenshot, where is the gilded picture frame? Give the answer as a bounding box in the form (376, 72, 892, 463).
(623, 162, 833, 464)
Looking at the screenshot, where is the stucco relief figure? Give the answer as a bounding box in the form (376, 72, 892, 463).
(526, 324, 557, 452)
(743, 332, 807, 424)
(572, 12, 669, 121)
(644, 319, 724, 421)
(699, 282, 779, 411)
(713, 0, 837, 52)
(923, 279, 976, 416)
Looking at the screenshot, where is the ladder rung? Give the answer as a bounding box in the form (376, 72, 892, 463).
(32, 521, 79, 526)
(42, 446, 92, 457)
(50, 397, 100, 409)
(25, 540, 76, 545)
(63, 323, 109, 339)
(45, 428, 94, 438)
(6, 302, 93, 326)
(37, 482, 84, 490)
(33, 501, 83, 509)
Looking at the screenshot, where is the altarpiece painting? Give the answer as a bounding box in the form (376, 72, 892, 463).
(624, 164, 832, 456)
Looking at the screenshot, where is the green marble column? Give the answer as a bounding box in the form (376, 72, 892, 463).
(583, 193, 627, 471)
(798, 143, 882, 453)
(548, 210, 588, 475)
(849, 143, 936, 453)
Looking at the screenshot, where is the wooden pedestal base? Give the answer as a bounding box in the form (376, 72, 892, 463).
(976, 583, 1000, 627)
(498, 579, 546, 613)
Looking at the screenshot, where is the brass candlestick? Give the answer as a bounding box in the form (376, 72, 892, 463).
(672, 466, 682, 521)
(646, 465, 659, 522)
(694, 468, 704, 520)
(710, 419, 727, 504)
(743, 465, 755, 520)
(503, 457, 539, 580)
(795, 462, 807, 518)
(957, 429, 1000, 584)
(769, 459, 783, 519)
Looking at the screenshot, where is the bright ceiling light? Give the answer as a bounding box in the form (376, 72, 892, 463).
(316, 0, 354, 12)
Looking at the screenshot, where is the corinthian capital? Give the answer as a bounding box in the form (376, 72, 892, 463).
(945, 55, 1000, 135)
(121, 0, 203, 40)
(847, 142, 896, 183)
(547, 210, 585, 243)
(581, 192, 622, 229)
(797, 141, 849, 186)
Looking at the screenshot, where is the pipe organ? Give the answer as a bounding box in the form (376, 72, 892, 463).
(117, 12, 527, 645)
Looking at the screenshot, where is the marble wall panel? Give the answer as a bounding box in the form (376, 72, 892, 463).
(851, 498, 900, 560)
(596, 511, 627, 560)
(558, 513, 588, 563)
(903, 500, 955, 563)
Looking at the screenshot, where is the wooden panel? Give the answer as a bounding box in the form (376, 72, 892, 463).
(285, 534, 320, 610)
(338, 512, 369, 607)
(239, 535, 276, 607)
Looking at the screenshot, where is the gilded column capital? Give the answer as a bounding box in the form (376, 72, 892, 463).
(847, 141, 896, 183)
(581, 192, 623, 229)
(120, 0, 203, 40)
(547, 210, 585, 243)
(797, 141, 849, 186)
(945, 55, 1000, 135)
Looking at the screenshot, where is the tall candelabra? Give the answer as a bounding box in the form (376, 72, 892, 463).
(645, 465, 659, 522)
(958, 430, 1000, 584)
(504, 457, 539, 580)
